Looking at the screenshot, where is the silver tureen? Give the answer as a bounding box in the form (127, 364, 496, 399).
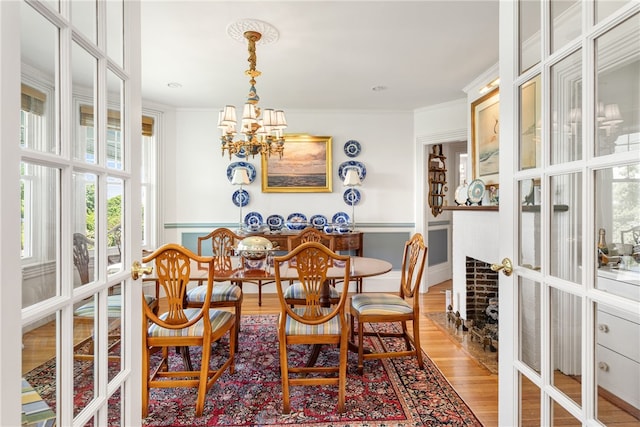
(236, 236, 276, 260)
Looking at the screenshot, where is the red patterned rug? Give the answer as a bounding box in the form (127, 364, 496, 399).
(25, 314, 481, 426)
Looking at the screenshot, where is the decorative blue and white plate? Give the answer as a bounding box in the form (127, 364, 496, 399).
(266, 214, 285, 230)
(232, 189, 249, 207)
(338, 160, 366, 182)
(309, 214, 328, 229)
(343, 140, 361, 158)
(227, 161, 257, 183)
(244, 211, 263, 226)
(234, 147, 247, 159)
(343, 188, 361, 206)
(467, 179, 485, 204)
(287, 212, 307, 223)
(332, 211, 350, 224)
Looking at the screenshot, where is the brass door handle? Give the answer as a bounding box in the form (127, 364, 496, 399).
(131, 260, 153, 280)
(490, 258, 513, 276)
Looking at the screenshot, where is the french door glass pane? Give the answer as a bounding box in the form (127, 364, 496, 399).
(73, 172, 98, 287)
(71, 0, 96, 44)
(20, 2, 58, 155)
(106, 0, 124, 67)
(551, 50, 582, 165)
(519, 372, 541, 426)
(519, 277, 541, 373)
(21, 163, 60, 308)
(22, 316, 58, 423)
(596, 1, 634, 24)
(549, 173, 583, 283)
(595, 302, 640, 424)
(594, 164, 640, 301)
(550, 1, 581, 54)
(551, 399, 581, 425)
(73, 294, 97, 415)
(550, 288, 582, 406)
(595, 13, 640, 157)
(72, 42, 96, 164)
(519, 75, 541, 170)
(519, 179, 541, 271)
(106, 70, 123, 170)
(107, 178, 124, 275)
(519, 0, 540, 74)
(107, 284, 123, 381)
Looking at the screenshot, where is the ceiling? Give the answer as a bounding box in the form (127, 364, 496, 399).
(140, 1, 499, 111)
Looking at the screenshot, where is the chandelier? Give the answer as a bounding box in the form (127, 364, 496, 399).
(219, 23, 287, 160)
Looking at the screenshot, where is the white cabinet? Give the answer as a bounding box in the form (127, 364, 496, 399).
(596, 272, 640, 411)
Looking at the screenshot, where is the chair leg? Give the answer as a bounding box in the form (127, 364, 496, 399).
(357, 318, 365, 375)
(412, 316, 424, 369)
(142, 345, 150, 417)
(401, 321, 412, 351)
(258, 281, 263, 306)
(234, 302, 241, 350)
(195, 337, 212, 417)
(279, 342, 291, 413)
(338, 334, 348, 413)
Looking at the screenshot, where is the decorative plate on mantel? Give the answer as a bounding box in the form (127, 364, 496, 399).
(454, 182, 469, 205)
(467, 179, 485, 204)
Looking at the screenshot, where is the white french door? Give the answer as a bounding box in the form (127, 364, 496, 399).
(1, 1, 143, 426)
(499, 1, 639, 425)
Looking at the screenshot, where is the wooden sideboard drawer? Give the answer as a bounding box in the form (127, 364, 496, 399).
(596, 309, 640, 362)
(596, 345, 640, 409)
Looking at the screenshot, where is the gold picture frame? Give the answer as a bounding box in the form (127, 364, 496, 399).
(261, 134, 333, 193)
(471, 88, 500, 186)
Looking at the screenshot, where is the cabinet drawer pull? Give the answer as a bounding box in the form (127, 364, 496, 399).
(598, 361, 610, 372)
(598, 324, 609, 333)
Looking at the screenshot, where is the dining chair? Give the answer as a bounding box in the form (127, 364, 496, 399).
(283, 227, 340, 305)
(72, 232, 158, 361)
(184, 228, 243, 347)
(349, 233, 427, 374)
(274, 241, 351, 413)
(142, 243, 236, 417)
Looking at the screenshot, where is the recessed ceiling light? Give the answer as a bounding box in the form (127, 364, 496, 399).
(167, 82, 182, 88)
(371, 85, 387, 92)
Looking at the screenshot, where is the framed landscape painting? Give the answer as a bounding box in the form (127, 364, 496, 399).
(471, 88, 500, 186)
(261, 134, 333, 193)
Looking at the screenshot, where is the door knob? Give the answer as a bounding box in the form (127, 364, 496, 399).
(131, 260, 153, 280)
(490, 258, 513, 276)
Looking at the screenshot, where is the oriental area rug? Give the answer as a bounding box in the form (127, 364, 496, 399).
(25, 314, 482, 427)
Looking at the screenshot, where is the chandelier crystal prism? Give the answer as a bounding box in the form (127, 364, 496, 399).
(219, 29, 287, 160)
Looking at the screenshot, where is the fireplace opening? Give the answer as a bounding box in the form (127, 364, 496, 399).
(465, 256, 499, 351)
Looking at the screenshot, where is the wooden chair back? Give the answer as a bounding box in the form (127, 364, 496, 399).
(400, 232, 428, 307)
(197, 227, 241, 275)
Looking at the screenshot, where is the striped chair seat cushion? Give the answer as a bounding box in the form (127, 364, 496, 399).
(185, 283, 242, 304)
(351, 294, 413, 315)
(148, 309, 233, 337)
(74, 294, 156, 318)
(280, 307, 342, 336)
(283, 283, 340, 300)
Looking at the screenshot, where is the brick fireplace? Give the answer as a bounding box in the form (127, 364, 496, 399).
(465, 256, 499, 327)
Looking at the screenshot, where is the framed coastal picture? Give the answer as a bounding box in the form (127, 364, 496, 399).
(471, 88, 500, 186)
(261, 134, 333, 193)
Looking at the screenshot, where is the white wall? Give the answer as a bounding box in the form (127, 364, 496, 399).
(160, 109, 415, 244)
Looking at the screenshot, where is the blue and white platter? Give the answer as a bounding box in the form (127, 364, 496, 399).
(343, 188, 361, 206)
(266, 214, 285, 230)
(338, 160, 366, 182)
(332, 211, 350, 224)
(244, 211, 263, 226)
(232, 189, 249, 207)
(343, 140, 361, 158)
(287, 212, 307, 223)
(227, 161, 257, 183)
(309, 214, 328, 229)
(467, 179, 485, 204)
